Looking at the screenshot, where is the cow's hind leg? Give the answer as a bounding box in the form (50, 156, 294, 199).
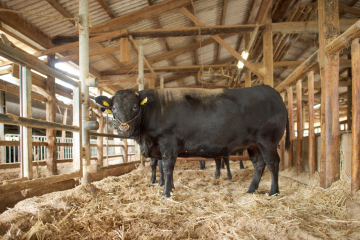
(158, 160, 165, 186)
(150, 158, 157, 184)
(239, 160, 245, 169)
(221, 160, 225, 169)
(199, 160, 205, 170)
(258, 143, 280, 196)
(223, 157, 232, 180)
(214, 158, 221, 179)
(247, 147, 266, 194)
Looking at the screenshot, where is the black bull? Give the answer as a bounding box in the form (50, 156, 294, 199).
(95, 85, 290, 198)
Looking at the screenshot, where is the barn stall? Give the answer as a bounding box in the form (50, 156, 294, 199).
(0, 0, 359, 239)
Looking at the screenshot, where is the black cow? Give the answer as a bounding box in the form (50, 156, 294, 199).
(95, 85, 290, 198)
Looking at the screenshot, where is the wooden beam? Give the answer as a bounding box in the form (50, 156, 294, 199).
(91, 0, 200, 33)
(95, 42, 124, 68)
(287, 87, 294, 169)
(129, 35, 157, 80)
(56, 45, 119, 63)
(276, 51, 318, 92)
(272, 19, 359, 34)
(95, 0, 116, 19)
(216, 0, 228, 62)
(0, 2, 54, 49)
(263, 8, 273, 87)
(318, 0, 340, 188)
(296, 80, 303, 174)
(179, 7, 264, 80)
(45, 0, 76, 25)
(351, 38, 360, 194)
(255, 0, 273, 24)
(272, 0, 293, 22)
(46, 55, 57, 176)
(325, 19, 360, 55)
(308, 71, 316, 178)
(339, 4, 360, 17)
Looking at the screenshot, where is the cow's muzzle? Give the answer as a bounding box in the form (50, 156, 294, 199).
(119, 123, 130, 132)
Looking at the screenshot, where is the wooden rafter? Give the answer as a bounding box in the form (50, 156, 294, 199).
(45, 0, 76, 25)
(90, 0, 200, 33)
(95, 0, 116, 19)
(179, 7, 264, 80)
(216, 0, 228, 62)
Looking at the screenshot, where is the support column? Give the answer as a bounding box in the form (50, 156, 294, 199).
(296, 80, 303, 174)
(20, 66, 33, 179)
(123, 139, 128, 163)
(97, 114, 104, 167)
(308, 71, 316, 178)
(351, 38, 360, 194)
(245, 33, 252, 88)
(0, 90, 5, 163)
(263, 8, 273, 87)
(60, 108, 68, 159)
(318, 0, 340, 188)
(286, 86, 294, 169)
(46, 54, 57, 176)
(79, 0, 91, 185)
(160, 75, 164, 89)
(138, 45, 145, 167)
(279, 92, 285, 171)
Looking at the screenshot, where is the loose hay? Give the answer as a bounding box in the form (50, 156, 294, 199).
(0, 161, 360, 239)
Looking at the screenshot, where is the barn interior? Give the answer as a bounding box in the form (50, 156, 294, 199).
(0, 0, 360, 239)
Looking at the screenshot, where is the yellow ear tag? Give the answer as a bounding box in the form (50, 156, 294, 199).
(140, 97, 148, 106)
(106, 109, 112, 114)
(103, 101, 109, 107)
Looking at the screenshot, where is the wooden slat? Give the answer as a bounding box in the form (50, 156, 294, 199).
(287, 87, 294, 169)
(45, 0, 76, 25)
(351, 38, 360, 194)
(0, 171, 80, 196)
(296, 80, 303, 174)
(308, 71, 316, 178)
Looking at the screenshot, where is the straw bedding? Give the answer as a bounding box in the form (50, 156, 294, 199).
(0, 160, 359, 239)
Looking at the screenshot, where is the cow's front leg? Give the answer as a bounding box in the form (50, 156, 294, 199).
(214, 158, 221, 179)
(149, 158, 157, 184)
(161, 156, 176, 198)
(158, 160, 165, 187)
(223, 157, 232, 180)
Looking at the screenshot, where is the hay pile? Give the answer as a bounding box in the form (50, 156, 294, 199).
(0, 161, 359, 239)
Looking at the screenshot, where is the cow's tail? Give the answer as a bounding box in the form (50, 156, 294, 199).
(285, 113, 290, 151)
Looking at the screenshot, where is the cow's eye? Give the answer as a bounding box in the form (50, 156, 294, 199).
(132, 104, 138, 111)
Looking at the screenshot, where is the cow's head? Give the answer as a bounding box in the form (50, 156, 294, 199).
(95, 89, 147, 138)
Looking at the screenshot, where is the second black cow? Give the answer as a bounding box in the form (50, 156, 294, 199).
(95, 85, 290, 198)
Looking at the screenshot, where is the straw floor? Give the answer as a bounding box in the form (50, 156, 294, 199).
(0, 160, 359, 239)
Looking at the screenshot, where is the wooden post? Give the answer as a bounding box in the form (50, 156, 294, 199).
(119, 38, 131, 64)
(149, 78, 155, 89)
(20, 66, 33, 179)
(60, 108, 68, 159)
(46, 54, 57, 176)
(279, 92, 285, 171)
(308, 71, 316, 178)
(0, 90, 5, 163)
(286, 86, 294, 169)
(138, 45, 144, 91)
(318, 0, 340, 188)
(296, 80, 303, 174)
(263, 8, 273, 87)
(97, 113, 104, 167)
(160, 75, 164, 89)
(351, 38, 360, 194)
(123, 139, 128, 163)
(244, 33, 251, 88)
(347, 63, 352, 131)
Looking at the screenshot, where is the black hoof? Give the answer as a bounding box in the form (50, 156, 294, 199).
(161, 193, 170, 199)
(269, 191, 279, 196)
(150, 180, 155, 184)
(158, 180, 164, 187)
(247, 189, 256, 194)
(214, 175, 220, 179)
(227, 175, 232, 180)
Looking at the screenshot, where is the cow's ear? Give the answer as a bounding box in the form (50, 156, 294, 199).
(94, 96, 113, 113)
(140, 97, 148, 106)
